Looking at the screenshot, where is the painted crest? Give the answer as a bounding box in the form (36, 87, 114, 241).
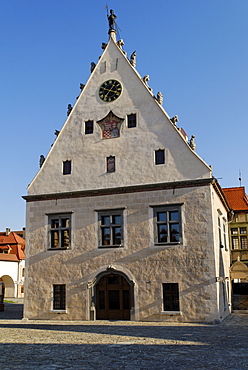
(97, 111, 124, 139)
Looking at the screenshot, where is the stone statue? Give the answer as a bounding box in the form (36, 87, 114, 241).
(189, 135, 196, 150)
(116, 39, 127, 56)
(170, 115, 179, 124)
(117, 39, 124, 48)
(67, 104, 73, 116)
(90, 62, 96, 73)
(156, 92, 163, 105)
(130, 51, 136, 67)
(54, 130, 60, 137)
(39, 155, 45, 168)
(142, 75, 153, 92)
(108, 9, 117, 30)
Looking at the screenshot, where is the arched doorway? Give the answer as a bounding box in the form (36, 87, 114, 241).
(0, 275, 14, 298)
(96, 273, 131, 320)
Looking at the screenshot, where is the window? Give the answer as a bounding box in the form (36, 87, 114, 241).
(155, 149, 165, 165)
(127, 113, 137, 128)
(98, 210, 123, 248)
(218, 215, 222, 248)
(153, 205, 182, 244)
(48, 214, 71, 249)
(63, 160, 71, 175)
(53, 284, 66, 310)
(223, 221, 228, 251)
(231, 227, 248, 250)
(85, 120, 94, 134)
(107, 156, 115, 173)
(163, 283, 180, 311)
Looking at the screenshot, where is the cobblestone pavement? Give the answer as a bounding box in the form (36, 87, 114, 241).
(1, 304, 248, 369)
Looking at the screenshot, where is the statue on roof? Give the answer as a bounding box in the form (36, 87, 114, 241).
(108, 9, 117, 31)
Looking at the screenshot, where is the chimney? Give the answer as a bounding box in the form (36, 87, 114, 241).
(22, 227, 26, 239)
(6, 228, 10, 236)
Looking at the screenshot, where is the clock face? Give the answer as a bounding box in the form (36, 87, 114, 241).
(99, 79, 122, 102)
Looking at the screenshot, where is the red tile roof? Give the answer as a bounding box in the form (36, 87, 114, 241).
(0, 232, 25, 261)
(222, 187, 248, 211)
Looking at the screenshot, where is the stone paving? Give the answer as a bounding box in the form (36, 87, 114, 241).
(1, 303, 248, 369)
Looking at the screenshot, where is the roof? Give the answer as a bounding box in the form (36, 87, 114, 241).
(0, 232, 25, 245)
(0, 232, 25, 261)
(222, 187, 248, 211)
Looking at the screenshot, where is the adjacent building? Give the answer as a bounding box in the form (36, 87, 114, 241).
(23, 13, 231, 322)
(0, 229, 25, 298)
(222, 186, 248, 310)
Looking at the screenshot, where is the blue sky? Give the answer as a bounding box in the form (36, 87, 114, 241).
(1, 0, 248, 230)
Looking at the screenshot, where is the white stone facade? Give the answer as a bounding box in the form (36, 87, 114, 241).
(24, 30, 231, 322)
(0, 260, 25, 298)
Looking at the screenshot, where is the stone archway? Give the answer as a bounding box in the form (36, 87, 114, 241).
(88, 266, 136, 321)
(230, 259, 248, 311)
(96, 272, 131, 320)
(0, 275, 15, 298)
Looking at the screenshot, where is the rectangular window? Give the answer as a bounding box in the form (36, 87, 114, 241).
(63, 160, 71, 175)
(98, 210, 123, 248)
(155, 149, 165, 165)
(48, 214, 71, 249)
(107, 156, 115, 173)
(163, 283, 180, 311)
(127, 113, 137, 128)
(231, 227, 248, 250)
(153, 205, 182, 244)
(85, 120, 94, 134)
(241, 236, 248, 249)
(232, 236, 239, 249)
(223, 221, 228, 251)
(53, 284, 66, 310)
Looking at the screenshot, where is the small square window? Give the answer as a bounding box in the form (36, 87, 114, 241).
(85, 120, 94, 134)
(163, 283, 180, 311)
(155, 149, 165, 165)
(53, 284, 66, 310)
(63, 160, 71, 175)
(127, 113, 137, 128)
(107, 156, 115, 173)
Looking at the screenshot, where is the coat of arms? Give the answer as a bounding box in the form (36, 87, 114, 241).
(97, 111, 124, 139)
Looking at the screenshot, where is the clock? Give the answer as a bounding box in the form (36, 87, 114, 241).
(99, 79, 122, 102)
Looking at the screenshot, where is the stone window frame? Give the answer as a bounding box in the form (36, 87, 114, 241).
(97, 208, 125, 249)
(85, 120, 94, 134)
(161, 283, 181, 315)
(51, 284, 67, 312)
(127, 113, 137, 128)
(106, 156, 115, 173)
(151, 204, 183, 246)
(155, 149, 165, 165)
(47, 213, 72, 250)
(63, 160, 72, 175)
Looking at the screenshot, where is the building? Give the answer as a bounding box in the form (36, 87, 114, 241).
(0, 228, 25, 298)
(222, 186, 248, 310)
(23, 12, 231, 322)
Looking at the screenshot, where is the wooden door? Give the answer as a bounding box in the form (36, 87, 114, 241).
(96, 274, 130, 320)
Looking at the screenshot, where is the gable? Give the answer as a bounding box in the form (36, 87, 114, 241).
(28, 33, 212, 196)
